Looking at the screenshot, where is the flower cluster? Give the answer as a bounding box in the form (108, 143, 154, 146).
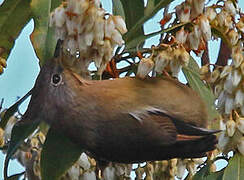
(50, 0, 127, 75)
(174, 0, 212, 56)
(132, 158, 204, 180)
(137, 41, 190, 79)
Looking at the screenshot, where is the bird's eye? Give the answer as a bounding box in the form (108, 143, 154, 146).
(51, 74, 62, 86)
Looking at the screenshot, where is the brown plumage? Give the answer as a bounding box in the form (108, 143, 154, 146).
(24, 56, 218, 163)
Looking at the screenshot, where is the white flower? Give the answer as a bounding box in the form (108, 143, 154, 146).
(113, 16, 127, 34)
(103, 166, 116, 180)
(94, 18, 105, 45)
(226, 119, 236, 137)
(50, 6, 66, 28)
(68, 164, 80, 180)
(236, 117, 244, 134)
(199, 15, 211, 41)
(234, 89, 244, 108)
(170, 59, 182, 77)
(237, 137, 244, 156)
(225, 94, 234, 114)
(192, 0, 205, 18)
(236, 20, 244, 33)
(81, 171, 96, 180)
(111, 29, 124, 46)
(214, 84, 223, 97)
(176, 160, 186, 179)
(228, 29, 239, 46)
(224, 1, 236, 16)
(84, 31, 94, 46)
(217, 131, 230, 151)
(154, 51, 170, 74)
(66, 37, 78, 55)
(219, 119, 226, 131)
(105, 16, 115, 39)
(137, 58, 154, 79)
(217, 91, 226, 112)
(205, 7, 217, 21)
(220, 65, 232, 78)
(176, 27, 188, 44)
(232, 48, 244, 68)
(232, 70, 241, 87)
(176, 3, 191, 23)
(217, 10, 233, 28)
(78, 153, 90, 170)
(210, 69, 220, 83)
(188, 25, 201, 50)
(224, 73, 234, 94)
(174, 45, 189, 66)
(241, 106, 244, 116)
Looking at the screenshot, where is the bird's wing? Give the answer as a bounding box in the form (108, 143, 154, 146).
(127, 107, 178, 146)
(129, 106, 219, 144)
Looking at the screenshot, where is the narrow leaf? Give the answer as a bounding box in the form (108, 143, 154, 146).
(0, 0, 32, 60)
(223, 153, 244, 180)
(4, 121, 39, 179)
(112, 0, 125, 19)
(182, 57, 219, 123)
(123, 0, 175, 42)
(120, 0, 145, 47)
(30, 0, 61, 66)
(0, 89, 32, 129)
(41, 128, 83, 180)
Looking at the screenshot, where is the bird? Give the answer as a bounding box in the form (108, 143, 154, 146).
(22, 50, 218, 164)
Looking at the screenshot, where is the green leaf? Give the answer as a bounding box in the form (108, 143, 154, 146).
(112, 0, 125, 19)
(4, 121, 39, 179)
(222, 153, 244, 180)
(0, 89, 32, 129)
(41, 128, 83, 180)
(120, 0, 145, 47)
(123, 0, 175, 43)
(30, 0, 61, 66)
(0, 0, 32, 60)
(182, 57, 219, 124)
(6, 171, 25, 180)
